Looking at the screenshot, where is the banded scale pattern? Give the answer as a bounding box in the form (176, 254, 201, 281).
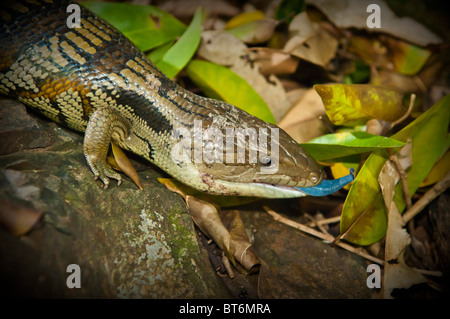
(0, 0, 325, 197)
(0, 0, 212, 174)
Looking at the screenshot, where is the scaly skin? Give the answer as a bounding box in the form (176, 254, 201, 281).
(0, 0, 325, 198)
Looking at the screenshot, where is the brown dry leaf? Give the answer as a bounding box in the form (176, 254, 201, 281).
(286, 27, 338, 67)
(307, 0, 442, 46)
(378, 160, 426, 298)
(165, 187, 259, 273)
(220, 210, 260, 273)
(250, 47, 299, 75)
(379, 159, 399, 204)
(197, 30, 291, 122)
(395, 141, 412, 172)
(371, 69, 425, 93)
(0, 199, 43, 236)
(278, 88, 328, 143)
(186, 196, 236, 265)
(283, 12, 337, 67)
(197, 30, 247, 66)
(366, 118, 391, 136)
(158, 0, 239, 19)
(257, 259, 275, 298)
(371, 59, 443, 93)
(284, 12, 319, 52)
(285, 86, 308, 103)
(111, 143, 143, 190)
(186, 196, 260, 273)
(231, 60, 290, 122)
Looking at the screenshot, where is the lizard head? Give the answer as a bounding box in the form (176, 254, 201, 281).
(170, 107, 353, 198)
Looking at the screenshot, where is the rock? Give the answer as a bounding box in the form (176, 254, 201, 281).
(0, 97, 229, 298)
(240, 209, 373, 298)
(0, 96, 373, 299)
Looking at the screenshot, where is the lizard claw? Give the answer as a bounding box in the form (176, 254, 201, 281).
(82, 107, 130, 190)
(85, 154, 122, 189)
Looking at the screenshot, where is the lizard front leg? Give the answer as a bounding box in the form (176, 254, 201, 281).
(83, 107, 131, 189)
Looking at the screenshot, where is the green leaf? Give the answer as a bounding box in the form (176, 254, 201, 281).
(390, 40, 431, 75)
(348, 60, 371, 84)
(301, 131, 405, 161)
(340, 94, 450, 245)
(275, 0, 306, 22)
(81, 1, 186, 52)
(147, 40, 175, 64)
(314, 84, 407, 126)
(340, 150, 389, 245)
(226, 19, 277, 44)
(155, 7, 204, 79)
(185, 60, 276, 124)
(348, 36, 431, 76)
(391, 96, 450, 212)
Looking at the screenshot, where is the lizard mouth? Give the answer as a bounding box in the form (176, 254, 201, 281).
(213, 169, 355, 198)
(256, 168, 355, 197)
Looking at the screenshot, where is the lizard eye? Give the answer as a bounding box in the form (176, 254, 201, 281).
(309, 172, 320, 183)
(259, 156, 272, 167)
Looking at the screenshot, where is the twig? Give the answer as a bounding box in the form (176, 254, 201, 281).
(313, 215, 341, 237)
(389, 93, 416, 130)
(413, 268, 443, 277)
(387, 137, 414, 233)
(389, 154, 413, 210)
(263, 206, 385, 265)
(402, 171, 450, 224)
(413, 76, 427, 93)
(222, 252, 235, 279)
(317, 215, 341, 226)
(265, 207, 332, 241)
(316, 222, 331, 237)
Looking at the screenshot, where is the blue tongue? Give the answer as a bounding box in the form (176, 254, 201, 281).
(295, 168, 355, 196)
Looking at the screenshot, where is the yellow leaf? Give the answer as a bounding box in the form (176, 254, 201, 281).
(330, 163, 354, 190)
(225, 10, 265, 29)
(420, 151, 450, 187)
(315, 84, 407, 126)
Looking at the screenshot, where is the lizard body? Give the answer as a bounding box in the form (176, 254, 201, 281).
(0, 0, 353, 198)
